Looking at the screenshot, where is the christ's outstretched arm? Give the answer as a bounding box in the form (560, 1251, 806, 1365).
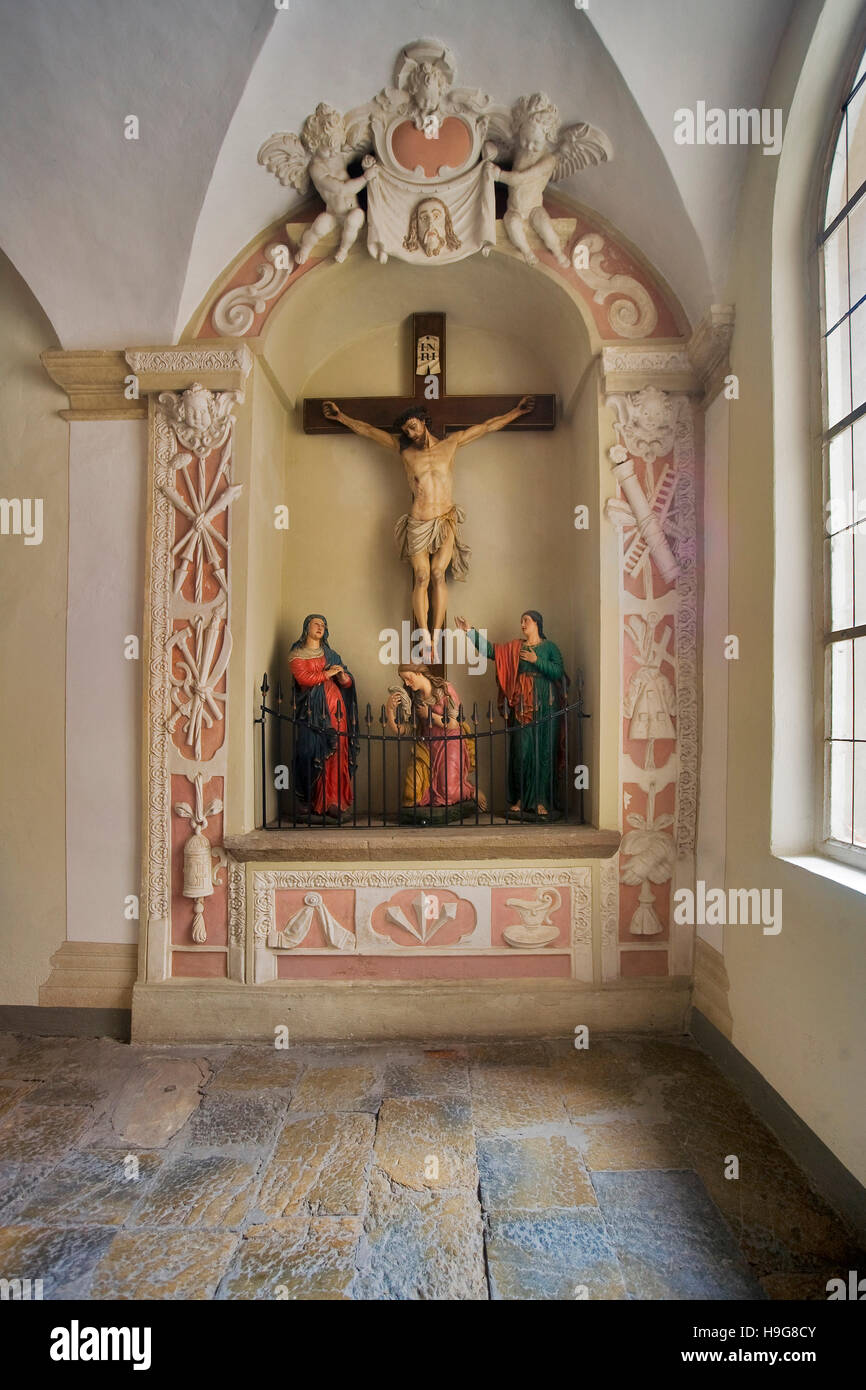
(450, 395, 535, 446)
(322, 401, 399, 451)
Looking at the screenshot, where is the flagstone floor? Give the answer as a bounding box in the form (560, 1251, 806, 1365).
(0, 1031, 861, 1300)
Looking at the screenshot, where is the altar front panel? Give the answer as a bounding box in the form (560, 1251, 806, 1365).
(249, 866, 591, 984)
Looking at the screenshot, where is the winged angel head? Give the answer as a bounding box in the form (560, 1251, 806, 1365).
(492, 93, 612, 267)
(257, 102, 376, 264)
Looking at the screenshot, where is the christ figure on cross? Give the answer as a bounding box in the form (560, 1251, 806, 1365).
(322, 395, 536, 644)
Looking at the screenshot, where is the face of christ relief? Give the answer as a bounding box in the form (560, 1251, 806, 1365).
(321, 395, 535, 645)
(403, 197, 460, 259)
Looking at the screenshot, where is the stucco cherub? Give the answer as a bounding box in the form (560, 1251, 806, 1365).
(393, 40, 455, 129)
(492, 94, 612, 267)
(258, 102, 377, 264)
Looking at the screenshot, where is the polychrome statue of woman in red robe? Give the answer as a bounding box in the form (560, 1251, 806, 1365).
(290, 614, 358, 817)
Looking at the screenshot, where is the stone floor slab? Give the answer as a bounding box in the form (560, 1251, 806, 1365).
(0, 1161, 57, 1221)
(355, 1168, 487, 1300)
(288, 1064, 381, 1114)
(0, 1102, 92, 1163)
(374, 1097, 476, 1191)
(486, 1209, 627, 1300)
(210, 1048, 304, 1092)
(470, 1064, 567, 1131)
(0, 1082, 37, 1118)
(384, 1056, 470, 1098)
(28, 1078, 104, 1108)
(109, 1059, 210, 1148)
(467, 1041, 552, 1067)
(17, 1148, 162, 1226)
(592, 1170, 764, 1300)
(219, 1216, 362, 1300)
(578, 1121, 687, 1171)
(0, 1223, 116, 1299)
(477, 1135, 596, 1211)
(129, 1153, 262, 1229)
(183, 1093, 287, 1151)
(256, 1112, 374, 1217)
(90, 1229, 239, 1299)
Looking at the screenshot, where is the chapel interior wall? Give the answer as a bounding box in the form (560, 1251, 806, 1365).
(717, 0, 866, 1186)
(0, 251, 70, 1004)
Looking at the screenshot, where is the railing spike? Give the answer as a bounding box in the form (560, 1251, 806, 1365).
(261, 672, 269, 695)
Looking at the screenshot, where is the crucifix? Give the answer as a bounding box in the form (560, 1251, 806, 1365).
(304, 312, 556, 659)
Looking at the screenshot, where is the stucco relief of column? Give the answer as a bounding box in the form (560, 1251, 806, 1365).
(135, 347, 251, 985)
(602, 363, 699, 974)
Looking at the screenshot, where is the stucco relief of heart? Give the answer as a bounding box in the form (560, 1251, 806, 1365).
(391, 118, 472, 176)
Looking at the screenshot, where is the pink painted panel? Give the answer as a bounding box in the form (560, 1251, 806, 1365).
(273, 889, 355, 949)
(391, 117, 472, 175)
(172, 951, 227, 978)
(490, 885, 570, 948)
(620, 950, 668, 978)
(370, 888, 476, 948)
(277, 954, 570, 980)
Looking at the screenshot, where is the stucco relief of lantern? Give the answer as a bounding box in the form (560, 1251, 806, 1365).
(174, 774, 224, 945)
(184, 830, 217, 944)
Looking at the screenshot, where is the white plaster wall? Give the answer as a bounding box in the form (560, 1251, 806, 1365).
(66, 422, 146, 943)
(589, 0, 795, 300)
(721, 0, 866, 1185)
(0, 0, 276, 346)
(696, 391, 729, 953)
(0, 252, 68, 1004)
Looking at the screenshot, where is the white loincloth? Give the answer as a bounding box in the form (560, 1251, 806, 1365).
(394, 504, 470, 580)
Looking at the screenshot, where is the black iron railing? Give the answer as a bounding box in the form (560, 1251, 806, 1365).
(255, 673, 590, 829)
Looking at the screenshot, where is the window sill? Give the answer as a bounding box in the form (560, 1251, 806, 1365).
(778, 852, 866, 897)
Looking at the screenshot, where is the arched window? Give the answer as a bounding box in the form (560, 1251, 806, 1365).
(821, 47, 866, 864)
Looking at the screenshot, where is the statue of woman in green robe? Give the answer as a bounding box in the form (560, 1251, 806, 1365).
(456, 610, 569, 818)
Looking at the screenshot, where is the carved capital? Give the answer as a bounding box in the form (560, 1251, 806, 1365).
(687, 304, 735, 404)
(125, 342, 253, 394)
(600, 346, 698, 396)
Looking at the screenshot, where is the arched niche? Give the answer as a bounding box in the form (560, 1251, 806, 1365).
(222, 242, 625, 835)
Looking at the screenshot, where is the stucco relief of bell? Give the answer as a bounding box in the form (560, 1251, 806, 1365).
(502, 888, 561, 948)
(174, 773, 224, 946)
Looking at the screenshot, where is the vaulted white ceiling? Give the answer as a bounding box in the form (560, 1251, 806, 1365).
(0, 0, 795, 348)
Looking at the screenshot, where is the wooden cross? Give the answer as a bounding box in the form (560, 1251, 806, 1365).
(303, 311, 557, 434)
(303, 311, 556, 678)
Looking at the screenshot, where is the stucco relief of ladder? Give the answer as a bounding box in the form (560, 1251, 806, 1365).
(623, 462, 677, 578)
